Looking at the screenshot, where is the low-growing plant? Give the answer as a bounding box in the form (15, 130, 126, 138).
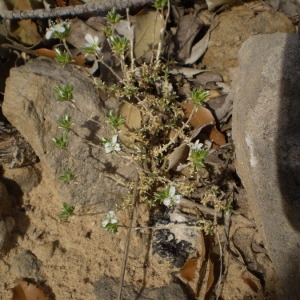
(59, 202, 75, 219)
(44, 5, 234, 298)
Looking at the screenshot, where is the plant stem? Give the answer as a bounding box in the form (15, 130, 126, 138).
(117, 173, 139, 300)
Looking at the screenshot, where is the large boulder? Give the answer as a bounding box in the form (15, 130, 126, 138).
(232, 33, 300, 299)
(3, 59, 135, 209)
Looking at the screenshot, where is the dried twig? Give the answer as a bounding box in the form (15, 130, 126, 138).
(0, 0, 154, 21)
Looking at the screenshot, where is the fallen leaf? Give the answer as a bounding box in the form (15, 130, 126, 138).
(184, 28, 210, 65)
(66, 19, 106, 50)
(6, 0, 41, 45)
(172, 14, 203, 62)
(168, 66, 210, 78)
(179, 258, 198, 282)
(163, 143, 189, 171)
(30, 49, 86, 66)
(116, 20, 134, 42)
(119, 102, 142, 144)
(133, 9, 165, 59)
(194, 71, 223, 86)
(182, 103, 226, 147)
(12, 279, 49, 300)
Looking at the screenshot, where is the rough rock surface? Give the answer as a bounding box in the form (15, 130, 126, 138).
(232, 33, 300, 299)
(3, 59, 135, 209)
(202, 3, 295, 83)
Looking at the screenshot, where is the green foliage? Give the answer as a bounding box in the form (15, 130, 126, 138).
(59, 202, 75, 219)
(105, 8, 122, 24)
(52, 131, 69, 149)
(109, 36, 128, 56)
(54, 84, 74, 102)
(57, 115, 72, 132)
(153, 0, 168, 9)
(54, 49, 72, 66)
(58, 169, 75, 183)
(103, 26, 113, 37)
(190, 148, 209, 170)
(190, 88, 210, 108)
(107, 111, 125, 130)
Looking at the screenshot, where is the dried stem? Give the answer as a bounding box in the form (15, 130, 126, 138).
(117, 174, 139, 300)
(0, 0, 154, 20)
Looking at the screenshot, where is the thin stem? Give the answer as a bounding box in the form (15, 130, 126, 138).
(155, 1, 170, 67)
(62, 38, 72, 57)
(96, 55, 123, 82)
(117, 174, 139, 300)
(158, 106, 197, 154)
(126, 8, 135, 72)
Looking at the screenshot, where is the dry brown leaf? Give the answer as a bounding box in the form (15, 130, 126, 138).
(6, 0, 41, 45)
(119, 102, 142, 144)
(179, 258, 198, 282)
(133, 9, 165, 59)
(12, 279, 49, 300)
(182, 103, 226, 147)
(163, 143, 189, 171)
(30, 49, 86, 66)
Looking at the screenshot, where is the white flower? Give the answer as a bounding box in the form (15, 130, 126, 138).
(102, 210, 119, 227)
(188, 140, 203, 151)
(46, 21, 70, 39)
(163, 186, 182, 207)
(104, 135, 121, 153)
(84, 34, 101, 52)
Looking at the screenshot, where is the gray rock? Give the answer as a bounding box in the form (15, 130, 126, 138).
(268, 0, 300, 17)
(10, 250, 44, 281)
(3, 59, 136, 209)
(202, 5, 295, 83)
(3, 164, 41, 196)
(94, 276, 192, 300)
(232, 33, 300, 299)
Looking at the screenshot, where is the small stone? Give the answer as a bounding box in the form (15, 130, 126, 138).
(10, 250, 44, 281)
(33, 242, 55, 262)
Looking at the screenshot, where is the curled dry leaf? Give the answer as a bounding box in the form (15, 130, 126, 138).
(12, 279, 49, 300)
(163, 142, 190, 171)
(171, 14, 203, 62)
(179, 257, 198, 282)
(168, 66, 210, 78)
(182, 103, 226, 148)
(184, 28, 210, 65)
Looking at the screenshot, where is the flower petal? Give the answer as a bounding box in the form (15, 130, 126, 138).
(174, 195, 182, 204)
(105, 143, 113, 153)
(85, 33, 94, 44)
(102, 220, 109, 227)
(107, 211, 115, 218)
(114, 143, 121, 152)
(111, 218, 118, 224)
(112, 135, 118, 143)
(45, 28, 54, 39)
(163, 198, 171, 206)
(169, 186, 176, 197)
